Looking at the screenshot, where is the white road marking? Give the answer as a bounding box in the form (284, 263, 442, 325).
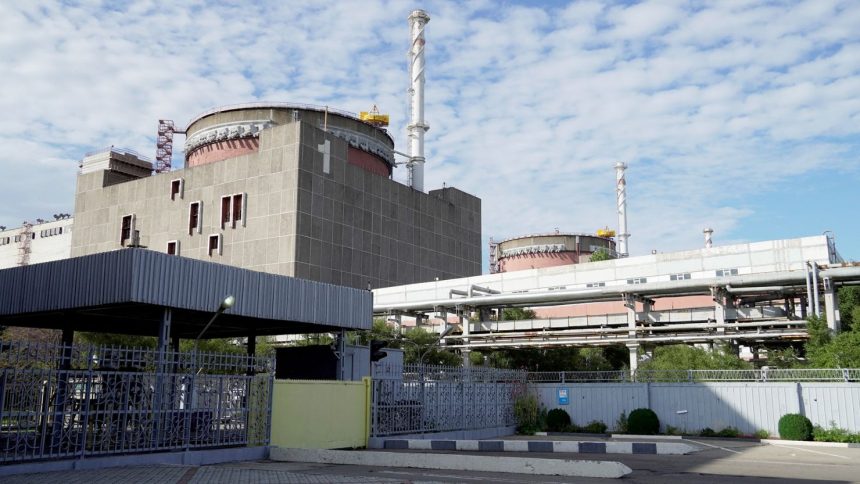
(770, 444, 851, 460)
(686, 439, 742, 454)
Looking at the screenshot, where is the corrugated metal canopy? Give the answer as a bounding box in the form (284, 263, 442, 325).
(0, 249, 371, 338)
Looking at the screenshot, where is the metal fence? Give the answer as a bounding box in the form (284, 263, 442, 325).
(0, 340, 273, 464)
(371, 364, 527, 437)
(527, 368, 860, 383)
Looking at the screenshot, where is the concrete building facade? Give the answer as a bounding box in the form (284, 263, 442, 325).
(70, 105, 482, 289)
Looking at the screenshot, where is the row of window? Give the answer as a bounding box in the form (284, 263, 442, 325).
(163, 235, 222, 257)
(120, 189, 243, 254)
(0, 233, 36, 245)
(583, 269, 738, 288)
(40, 227, 65, 237)
(0, 228, 68, 246)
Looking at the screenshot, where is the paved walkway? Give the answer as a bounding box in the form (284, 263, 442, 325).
(0, 462, 414, 484)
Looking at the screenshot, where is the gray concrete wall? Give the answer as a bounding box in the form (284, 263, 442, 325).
(534, 382, 860, 435)
(71, 120, 481, 289)
(294, 121, 481, 288)
(72, 123, 302, 276)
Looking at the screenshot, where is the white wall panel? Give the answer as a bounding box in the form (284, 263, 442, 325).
(535, 382, 860, 435)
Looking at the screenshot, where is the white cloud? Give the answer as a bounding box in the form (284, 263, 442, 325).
(0, 0, 858, 263)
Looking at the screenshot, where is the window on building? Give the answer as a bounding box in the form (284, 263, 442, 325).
(221, 196, 231, 228)
(189, 201, 202, 235)
(627, 277, 647, 285)
(232, 193, 244, 226)
(170, 178, 184, 200)
(120, 214, 135, 246)
(586, 282, 606, 288)
(716, 268, 738, 277)
(39, 227, 64, 238)
(221, 193, 246, 229)
(208, 234, 222, 256)
(0, 237, 9, 246)
(670, 273, 691, 281)
(167, 240, 179, 256)
(13, 235, 20, 243)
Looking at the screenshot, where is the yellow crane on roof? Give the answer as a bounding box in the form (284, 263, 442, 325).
(359, 105, 390, 127)
(597, 226, 616, 238)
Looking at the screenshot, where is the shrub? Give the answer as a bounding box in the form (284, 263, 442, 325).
(514, 394, 541, 435)
(813, 422, 860, 443)
(665, 425, 682, 436)
(583, 420, 608, 434)
(615, 412, 628, 433)
(754, 429, 770, 439)
(562, 423, 582, 433)
(627, 408, 660, 435)
(717, 427, 740, 438)
(546, 408, 571, 432)
(699, 427, 716, 437)
(778, 414, 813, 441)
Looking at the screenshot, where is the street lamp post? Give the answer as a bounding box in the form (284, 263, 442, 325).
(191, 295, 235, 407)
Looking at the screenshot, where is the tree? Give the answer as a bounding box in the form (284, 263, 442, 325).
(77, 332, 157, 348)
(807, 329, 860, 368)
(400, 327, 461, 366)
(502, 308, 536, 320)
(589, 248, 613, 262)
(763, 346, 806, 368)
(639, 344, 752, 371)
(838, 286, 860, 331)
(353, 319, 398, 346)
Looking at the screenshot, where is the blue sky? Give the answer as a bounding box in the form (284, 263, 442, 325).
(1, 0, 858, 263)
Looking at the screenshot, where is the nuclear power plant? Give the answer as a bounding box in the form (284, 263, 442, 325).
(0, 8, 858, 366)
(1, 10, 481, 290)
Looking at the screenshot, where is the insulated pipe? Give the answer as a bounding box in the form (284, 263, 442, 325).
(725, 285, 789, 294)
(805, 264, 813, 316)
(407, 10, 430, 192)
(468, 284, 500, 296)
(615, 162, 629, 257)
(812, 262, 821, 317)
(463, 318, 806, 339)
(447, 330, 808, 349)
(374, 266, 860, 314)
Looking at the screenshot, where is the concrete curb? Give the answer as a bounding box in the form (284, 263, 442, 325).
(271, 447, 632, 479)
(611, 434, 684, 440)
(380, 439, 696, 455)
(761, 439, 860, 449)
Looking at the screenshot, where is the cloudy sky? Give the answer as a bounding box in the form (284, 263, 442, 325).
(2, 0, 858, 265)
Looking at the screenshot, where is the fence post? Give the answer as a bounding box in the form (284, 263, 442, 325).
(78, 354, 94, 458)
(363, 376, 372, 446)
(843, 369, 850, 383)
(687, 370, 693, 383)
(0, 369, 6, 439)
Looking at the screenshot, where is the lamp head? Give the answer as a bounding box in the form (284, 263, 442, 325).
(220, 295, 236, 310)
